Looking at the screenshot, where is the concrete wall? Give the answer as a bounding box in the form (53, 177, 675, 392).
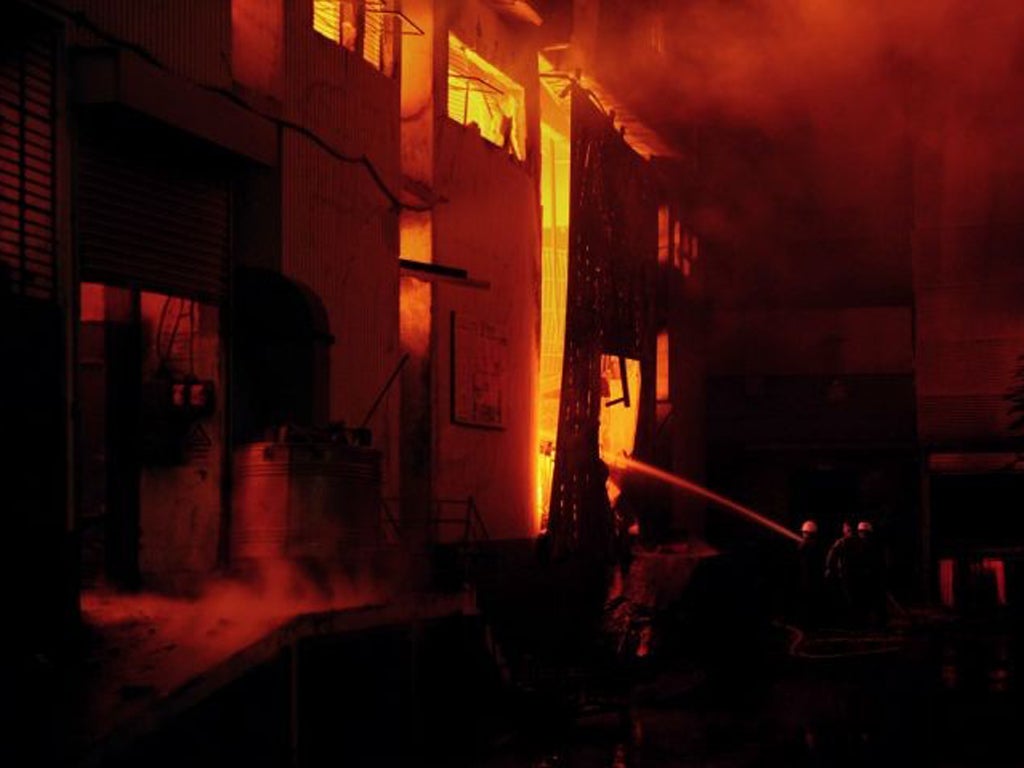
(432, 120, 540, 541)
(138, 300, 225, 591)
(439, 0, 542, 176)
(669, 298, 709, 537)
(389, 0, 544, 540)
(705, 303, 915, 447)
(914, 122, 1024, 447)
(710, 307, 914, 377)
(280, 2, 403, 500)
(231, 0, 285, 99)
(64, 0, 233, 88)
(63, 1, 403, 583)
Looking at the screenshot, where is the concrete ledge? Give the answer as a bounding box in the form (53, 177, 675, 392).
(72, 48, 278, 166)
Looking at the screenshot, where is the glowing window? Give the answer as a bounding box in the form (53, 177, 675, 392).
(939, 558, 955, 607)
(656, 332, 669, 403)
(658, 205, 670, 264)
(599, 355, 642, 465)
(313, 1, 396, 74)
(363, 3, 398, 76)
(447, 33, 525, 160)
(314, 0, 357, 50)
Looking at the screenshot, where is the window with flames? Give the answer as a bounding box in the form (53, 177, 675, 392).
(658, 205, 699, 278)
(313, 0, 397, 76)
(447, 33, 525, 161)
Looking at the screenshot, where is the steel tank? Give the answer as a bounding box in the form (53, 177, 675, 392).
(232, 441, 382, 564)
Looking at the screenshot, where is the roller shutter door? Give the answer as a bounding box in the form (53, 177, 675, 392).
(0, 12, 57, 301)
(77, 122, 229, 303)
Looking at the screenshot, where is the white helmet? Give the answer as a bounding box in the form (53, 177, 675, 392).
(801, 520, 818, 535)
(857, 520, 873, 533)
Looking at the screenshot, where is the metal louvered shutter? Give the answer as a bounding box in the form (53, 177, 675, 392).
(77, 125, 229, 303)
(0, 13, 57, 302)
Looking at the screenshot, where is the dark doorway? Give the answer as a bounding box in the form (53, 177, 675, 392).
(78, 284, 141, 589)
(78, 283, 227, 590)
(231, 268, 332, 443)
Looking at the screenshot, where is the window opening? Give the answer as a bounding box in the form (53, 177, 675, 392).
(447, 33, 525, 160)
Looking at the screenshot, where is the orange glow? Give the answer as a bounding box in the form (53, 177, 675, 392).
(573, 75, 673, 159)
(362, 3, 397, 76)
(313, 0, 357, 50)
(535, 66, 571, 532)
(400, 212, 432, 358)
(399, 0, 434, 186)
(614, 456, 803, 543)
(400, 209, 432, 264)
(399, 276, 431, 359)
(80, 282, 106, 322)
(598, 356, 641, 511)
(939, 558, 955, 607)
(598, 354, 642, 465)
(981, 557, 1007, 606)
(656, 332, 669, 403)
(657, 205, 670, 264)
(447, 33, 526, 160)
(231, 0, 284, 96)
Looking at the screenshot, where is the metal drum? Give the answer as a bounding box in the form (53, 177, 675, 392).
(232, 441, 382, 564)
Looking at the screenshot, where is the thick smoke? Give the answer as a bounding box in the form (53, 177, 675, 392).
(635, 1, 1023, 127)
(588, 0, 1024, 300)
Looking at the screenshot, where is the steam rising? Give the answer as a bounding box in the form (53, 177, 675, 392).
(81, 561, 383, 714)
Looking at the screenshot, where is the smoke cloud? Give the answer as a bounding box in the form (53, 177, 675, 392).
(635, 1, 1022, 126)
(586, 0, 1024, 300)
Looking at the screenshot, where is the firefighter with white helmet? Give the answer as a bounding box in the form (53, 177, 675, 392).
(795, 519, 826, 627)
(857, 519, 887, 626)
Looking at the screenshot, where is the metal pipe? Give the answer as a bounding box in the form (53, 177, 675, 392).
(358, 352, 410, 429)
(612, 455, 802, 544)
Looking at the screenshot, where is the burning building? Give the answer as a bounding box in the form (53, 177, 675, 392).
(6, 0, 1024, 763)
(4, 0, 678, 760)
(564, 0, 1024, 603)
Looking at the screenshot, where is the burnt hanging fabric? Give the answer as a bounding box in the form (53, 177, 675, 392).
(547, 89, 658, 560)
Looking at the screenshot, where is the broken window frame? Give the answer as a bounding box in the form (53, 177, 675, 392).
(446, 33, 526, 160)
(312, 0, 404, 77)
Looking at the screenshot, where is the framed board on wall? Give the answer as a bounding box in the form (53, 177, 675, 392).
(451, 311, 507, 429)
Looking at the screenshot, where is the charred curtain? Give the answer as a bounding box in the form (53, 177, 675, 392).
(547, 91, 657, 558)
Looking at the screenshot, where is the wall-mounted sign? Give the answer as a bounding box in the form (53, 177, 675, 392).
(451, 311, 507, 429)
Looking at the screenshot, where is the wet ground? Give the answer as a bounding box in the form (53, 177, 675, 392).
(479, 620, 1024, 768)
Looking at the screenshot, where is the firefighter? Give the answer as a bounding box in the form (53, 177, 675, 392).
(825, 520, 864, 626)
(796, 519, 826, 627)
(856, 520, 888, 627)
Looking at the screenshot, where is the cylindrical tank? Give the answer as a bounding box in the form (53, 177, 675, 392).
(232, 441, 382, 565)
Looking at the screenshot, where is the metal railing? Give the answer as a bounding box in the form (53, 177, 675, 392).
(378, 495, 489, 546)
(429, 496, 489, 545)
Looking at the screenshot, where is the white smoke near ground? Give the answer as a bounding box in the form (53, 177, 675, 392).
(80, 560, 385, 708)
